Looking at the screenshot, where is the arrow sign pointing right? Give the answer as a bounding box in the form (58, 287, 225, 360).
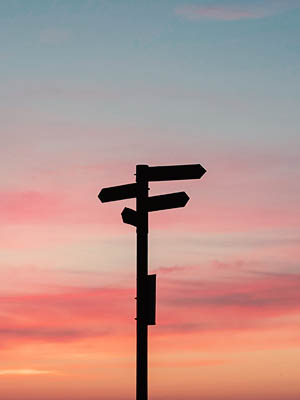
(147, 192, 189, 212)
(147, 164, 206, 182)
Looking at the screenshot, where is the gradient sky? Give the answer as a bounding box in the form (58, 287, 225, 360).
(1, 1, 300, 399)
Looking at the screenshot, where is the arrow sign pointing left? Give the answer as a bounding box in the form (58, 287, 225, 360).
(147, 191, 189, 212)
(121, 207, 137, 227)
(98, 183, 137, 203)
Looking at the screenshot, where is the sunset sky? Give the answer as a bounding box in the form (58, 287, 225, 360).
(1, 1, 300, 399)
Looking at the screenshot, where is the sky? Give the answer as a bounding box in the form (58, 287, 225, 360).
(0, 0, 300, 399)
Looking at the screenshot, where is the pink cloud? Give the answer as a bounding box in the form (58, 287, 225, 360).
(212, 259, 246, 270)
(153, 265, 193, 275)
(2, 147, 299, 235)
(1, 270, 300, 350)
(0, 189, 126, 229)
(176, 5, 261, 20)
(0, 286, 134, 347)
(149, 202, 300, 232)
(157, 272, 300, 335)
(175, 1, 299, 21)
(0, 191, 67, 224)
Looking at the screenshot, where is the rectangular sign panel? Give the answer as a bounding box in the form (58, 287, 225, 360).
(147, 192, 189, 212)
(146, 274, 156, 325)
(147, 164, 206, 182)
(98, 183, 137, 203)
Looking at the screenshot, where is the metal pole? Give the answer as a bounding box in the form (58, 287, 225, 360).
(136, 164, 149, 400)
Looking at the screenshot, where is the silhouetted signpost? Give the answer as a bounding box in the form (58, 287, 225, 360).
(98, 163, 206, 400)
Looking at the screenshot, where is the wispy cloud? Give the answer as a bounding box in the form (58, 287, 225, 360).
(0, 286, 133, 346)
(0, 189, 114, 226)
(175, 1, 300, 21)
(1, 270, 299, 350)
(40, 28, 71, 45)
(0, 369, 55, 375)
(176, 4, 261, 20)
(157, 271, 300, 336)
(0, 190, 66, 224)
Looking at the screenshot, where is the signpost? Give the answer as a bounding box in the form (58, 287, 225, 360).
(98, 163, 206, 400)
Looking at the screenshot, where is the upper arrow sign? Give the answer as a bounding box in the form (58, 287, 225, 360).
(98, 183, 137, 203)
(147, 192, 189, 212)
(146, 164, 206, 182)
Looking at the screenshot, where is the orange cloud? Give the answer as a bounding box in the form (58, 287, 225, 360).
(0, 369, 55, 375)
(0, 275, 299, 399)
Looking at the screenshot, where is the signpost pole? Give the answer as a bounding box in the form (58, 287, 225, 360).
(98, 163, 206, 400)
(136, 164, 149, 400)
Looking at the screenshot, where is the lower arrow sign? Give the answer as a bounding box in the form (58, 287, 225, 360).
(147, 192, 189, 212)
(121, 207, 137, 227)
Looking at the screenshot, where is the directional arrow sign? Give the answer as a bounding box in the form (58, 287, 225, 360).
(147, 192, 189, 212)
(146, 164, 206, 182)
(121, 207, 137, 227)
(98, 183, 137, 203)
